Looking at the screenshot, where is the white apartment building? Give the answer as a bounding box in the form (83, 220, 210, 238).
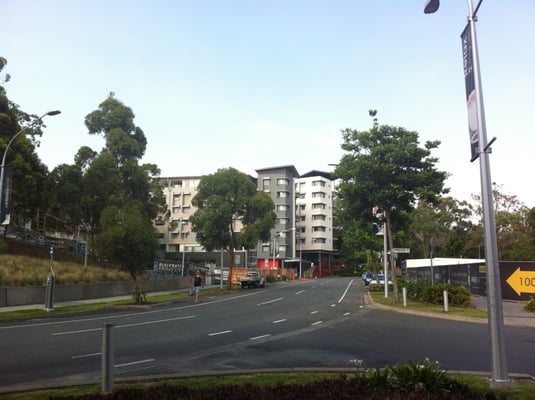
(155, 176, 203, 255)
(154, 167, 340, 275)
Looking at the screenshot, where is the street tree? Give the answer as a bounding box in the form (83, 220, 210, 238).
(469, 185, 535, 261)
(95, 200, 158, 303)
(407, 196, 472, 259)
(47, 94, 166, 301)
(0, 57, 49, 230)
(335, 118, 447, 301)
(190, 167, 276, 288)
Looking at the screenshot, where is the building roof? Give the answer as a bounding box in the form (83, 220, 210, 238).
(299, 170, 333, 180)
(255, 165, 299, 177)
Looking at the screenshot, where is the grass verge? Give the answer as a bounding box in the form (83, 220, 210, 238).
(368, 290, 488, 319)
(0, 372, 534, 400)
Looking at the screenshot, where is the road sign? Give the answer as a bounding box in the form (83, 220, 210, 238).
(393, 248, 410, 253)
(506, 268, 535, 296)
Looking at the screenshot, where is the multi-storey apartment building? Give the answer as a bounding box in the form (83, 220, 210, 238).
(154, 167, 340, 275)
(255, 166, 299, 268)
(255, 166, 339, 276)
(155, 176, 203, 256)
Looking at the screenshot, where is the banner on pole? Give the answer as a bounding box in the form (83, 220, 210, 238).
(1, 165, 13, 225)
(461, 24, 480, 162)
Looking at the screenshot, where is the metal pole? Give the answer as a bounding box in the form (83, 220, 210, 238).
(101, 323, 115, 394)
(220, 249, 224, 289)
(467, 0, 508, 382)
(424, 0, 507, 382)
(383, 222, 388, 298)
(0, 111, 60, 227)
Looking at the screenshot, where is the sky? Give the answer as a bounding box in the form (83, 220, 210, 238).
(2, 1, 535, 207)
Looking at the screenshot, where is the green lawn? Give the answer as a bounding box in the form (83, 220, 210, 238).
(368, 290, 489, 319)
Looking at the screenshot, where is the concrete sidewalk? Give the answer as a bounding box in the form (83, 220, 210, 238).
(0, 288, 193, 314)
(470, 295, 535, 329)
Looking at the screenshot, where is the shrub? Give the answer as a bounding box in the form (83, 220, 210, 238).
(389, 359, 449, 394)
(266, 274, 276, 283)
(525, 297, 535, 313)
(405, 277, 432, 299)
(404, 279, 470, 307)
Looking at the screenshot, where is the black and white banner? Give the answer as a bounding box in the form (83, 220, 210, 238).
(1, 165, 13, 225)
(461, 24, 480, 162)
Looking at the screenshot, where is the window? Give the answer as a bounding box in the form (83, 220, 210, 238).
(312, 203, 326, 209)
(312, 215, 326, 221)
(277, 218, 288, 226)
(312, 192, 326, 198)
(262, 243, 270, 252)
(312, 238, 327, 244)
(262, 178, 271, 189)
(277, 204, 289, 211)
(312, 180, 326, 187)
(155, 219, 165, 226)
(313, 226, 327, 232)
(277, 191, 289, 198)
(297, 215, 306, 222)
(277, 178, 289, 186)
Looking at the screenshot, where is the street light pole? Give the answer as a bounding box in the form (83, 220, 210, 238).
(0, 110, 61, 225)
(424, 0, 508, 382)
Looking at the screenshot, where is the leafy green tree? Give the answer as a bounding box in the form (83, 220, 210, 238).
(94, 201, 158, 303)
(190, 167, 276, 288)
(46, 94, 166, 301)
(335, 117, 447, 301)
(407, 197, 472, 259)
(469, 185, 535, 261)
(0, 57, 49, 229)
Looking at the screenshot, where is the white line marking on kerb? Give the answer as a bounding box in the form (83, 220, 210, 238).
(273, 319, 287, 324)
(311, 321, 323, 326)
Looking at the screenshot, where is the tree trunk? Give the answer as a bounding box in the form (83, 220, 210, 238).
(385, 209, 398, 303)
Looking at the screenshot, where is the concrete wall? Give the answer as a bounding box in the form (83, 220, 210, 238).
(0, 277, 192, 307)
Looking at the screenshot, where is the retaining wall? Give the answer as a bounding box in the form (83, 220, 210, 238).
(0, 277, 192, 307)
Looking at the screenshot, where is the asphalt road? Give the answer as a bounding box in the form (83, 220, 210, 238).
(1, 277, 534, 393)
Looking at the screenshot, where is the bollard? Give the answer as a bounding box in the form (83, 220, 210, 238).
(102, 323, 115, 394)
(443, 290, 449, 313)
(44, 275, 55, 311)
(402, 287, 407, 308)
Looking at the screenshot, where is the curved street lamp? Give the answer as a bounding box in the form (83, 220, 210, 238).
(0, 110, 61, 225)
(423, 0, 508, 383)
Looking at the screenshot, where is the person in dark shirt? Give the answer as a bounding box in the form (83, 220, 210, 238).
(192, 270, 203, 304)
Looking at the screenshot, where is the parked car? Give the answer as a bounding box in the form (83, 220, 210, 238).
(362, 271, 374, 286)
(371, 273, 393, 286)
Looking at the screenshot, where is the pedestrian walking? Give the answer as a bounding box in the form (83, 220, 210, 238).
(192, 270, 203, 304)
